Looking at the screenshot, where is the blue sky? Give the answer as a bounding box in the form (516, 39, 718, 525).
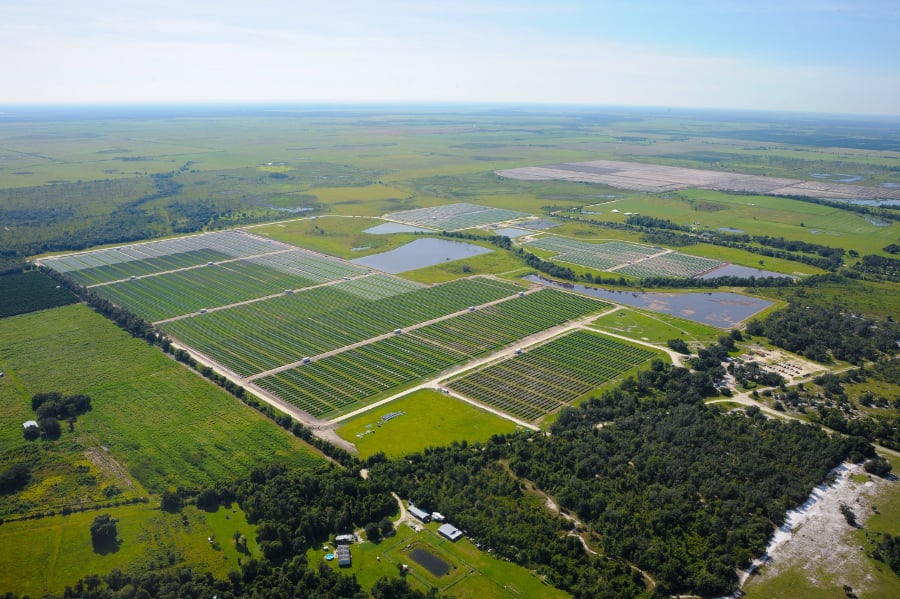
(3, 0, 898, 114)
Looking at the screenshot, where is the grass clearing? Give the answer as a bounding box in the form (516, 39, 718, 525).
(0, 304, 323, 499)
(314, 522, 567, 598)
(0, 503, 261, 597)
(336, 390, 519, 458)
(589, 307, 722, 346)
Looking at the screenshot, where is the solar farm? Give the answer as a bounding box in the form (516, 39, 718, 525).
(384, 202, 531, 231)
(254, 288, 607, 418)
(448, 330, 656, 422)
(42, 228, 637, 424)
(523, 236, 725, 278)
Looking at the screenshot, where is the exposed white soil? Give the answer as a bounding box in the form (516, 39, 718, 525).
(740, 462, 896, 594)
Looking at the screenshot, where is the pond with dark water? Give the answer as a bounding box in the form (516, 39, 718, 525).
(524, 275, 773, 328)
(351, 238, 492, 273)
(409, 547, 451, 577)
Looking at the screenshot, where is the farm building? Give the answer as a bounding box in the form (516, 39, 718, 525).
(438, 523, 463, 542)
(408, 505, 431, 522)
(336, 545, 351, 567)
(431, 512, 445, 522)
(335, 534, 355, 545)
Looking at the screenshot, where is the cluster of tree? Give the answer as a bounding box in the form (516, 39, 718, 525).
(0, 463, 30, 495)
(625, 214, 690, 231)
(229, 464, 396, 562)
(640, 274, 795, 289)
(31, 391, 91, 420)
(22, 391, 92, 441)
(870, 532, 900, 576)
(514, 247, 577, 280)
(885, 243, 900, 254)
(90, 514, 119, 553)
(435, 230, 513, 250)
(751, 299, 900, 364)
(0, 563, 439, 599)
(729, 362, 784, 388)
(853, 254, 900, 281)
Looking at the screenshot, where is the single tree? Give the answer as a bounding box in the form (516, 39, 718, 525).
(90, 513, 119, 552)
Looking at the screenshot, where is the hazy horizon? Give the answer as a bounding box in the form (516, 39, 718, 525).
(4, 1, 899, 116)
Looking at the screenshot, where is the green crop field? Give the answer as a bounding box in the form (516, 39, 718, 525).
(336, 390, 519, 458)
(0, 304, 323, 504)
(449, 330, 657, 422)
(0, 270, 77, 317)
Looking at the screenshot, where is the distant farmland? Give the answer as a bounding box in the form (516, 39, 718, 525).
(497, 159, 900, 202)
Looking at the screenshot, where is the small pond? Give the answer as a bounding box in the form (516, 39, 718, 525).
(717, 227, 745, 234)
(351, 238, 492, 273)
(524, 275, 773, 328)
(493, 227, 530, 238)
(409, 547, 452, 577)
(363, 222, 433, 234)
(697, 264, 794, 280)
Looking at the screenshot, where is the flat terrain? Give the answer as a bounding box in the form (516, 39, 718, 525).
(0, 503, 261, 597)
(336, 389, 519, 458)
(498, 159, 900, 201)
(315, 521, 567, 598)
(0, 304, 322, 501)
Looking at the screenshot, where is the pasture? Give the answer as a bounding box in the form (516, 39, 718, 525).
(0, 503, 260, 598)
(335, 390, 519, 458)
(448, 330, 657, 422)
(0, 304, 323, 501)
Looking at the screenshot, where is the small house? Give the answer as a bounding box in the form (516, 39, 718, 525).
(438, 523, 463, 542)
(431, 512, 445, 522)
(408, 505, 431, 523)
(336, 545, 351, 567)
(23, 420, 38, 429)
(335, 534, 355, 545)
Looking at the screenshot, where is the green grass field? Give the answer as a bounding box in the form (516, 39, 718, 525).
(589, 307, 722, 346)
(0, 503, 261, 597)
(0, 304, 323, 501)
(313, 521, 567, 598)
(597, 189, 897, 257)
(336, 390, 519, 458)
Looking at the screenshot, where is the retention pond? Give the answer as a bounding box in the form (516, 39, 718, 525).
(524, 275, 773, 328)
(351, 238, 492, 273)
